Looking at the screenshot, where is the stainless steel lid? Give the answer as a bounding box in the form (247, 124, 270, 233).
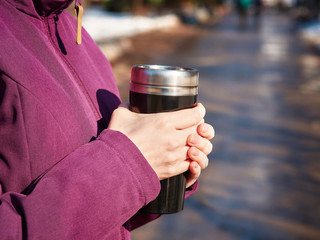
(130, 64, 199, 96)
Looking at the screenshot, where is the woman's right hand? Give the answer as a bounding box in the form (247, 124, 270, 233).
(108, 104, 208, 180)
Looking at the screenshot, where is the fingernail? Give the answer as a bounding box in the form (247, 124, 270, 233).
(189, 135, 199, 145)
(191, 147, 200, 156)
(201, 124, 208, 133)
(193, 162, 199, 169)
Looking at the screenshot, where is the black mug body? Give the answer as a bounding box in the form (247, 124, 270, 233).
(130, 91, 197, 214)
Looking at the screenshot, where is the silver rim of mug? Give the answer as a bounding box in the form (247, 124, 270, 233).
(131, 64, 199, 88)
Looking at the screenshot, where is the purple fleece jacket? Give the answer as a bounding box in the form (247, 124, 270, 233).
(0, 0, 198, 239)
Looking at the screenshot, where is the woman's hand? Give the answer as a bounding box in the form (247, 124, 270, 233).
(108, 103, 214, 184)
(185, 122, 215, 188)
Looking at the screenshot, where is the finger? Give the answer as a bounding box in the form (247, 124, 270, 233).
(174, 124, 198, 145)
(165, 146, 190, 177)
(165, 124, 199, 150)
(198, 123, 215, 140)
(187, 133, 213, 155)
(172, 118, 206, 148)
(165, 156, 190, 179)
(187, 147, 209, 170)
(186, 161, 201, 188)
(189, 161, 201, 176)
(163, 103, 206, 129)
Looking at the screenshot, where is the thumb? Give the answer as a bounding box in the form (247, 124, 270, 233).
(164, 103, 206, 130)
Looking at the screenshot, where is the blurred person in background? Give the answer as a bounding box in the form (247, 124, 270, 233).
(253, 0, 264, 28)
(253, 0, 263, 16)
(0, 0, 214, 239)
(235, 0, 253, 27)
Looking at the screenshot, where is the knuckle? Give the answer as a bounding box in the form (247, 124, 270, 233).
(195, 104, 206, 118)
(156, 118, 171, 129)
(166, 154, 179, 165)
(188, 147, 197, 159)
(166, 165, 176, 177)
(199, 123, 215, 140)
(167, 139, 179, 150)
(163, 121, 174, 130)
(113, 107, 129, 118)
(114, 107, 124, 114)
(193, 109, 204, 122)
(192, 150, 209, 170)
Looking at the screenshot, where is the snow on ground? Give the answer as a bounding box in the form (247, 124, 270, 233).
(83, 7, 180, 42)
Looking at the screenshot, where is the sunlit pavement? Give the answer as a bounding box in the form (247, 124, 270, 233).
(131, 11, 320, 240)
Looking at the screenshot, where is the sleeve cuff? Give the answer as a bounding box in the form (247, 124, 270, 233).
(185, 179, 199, 199)
(97, 129, 161, 205)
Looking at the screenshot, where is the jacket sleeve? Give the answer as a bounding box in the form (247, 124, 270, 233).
(0, 129, 161, 239)
(0, 76, 161, 239)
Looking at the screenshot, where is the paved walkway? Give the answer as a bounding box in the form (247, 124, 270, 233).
(131, 11, 320, 240)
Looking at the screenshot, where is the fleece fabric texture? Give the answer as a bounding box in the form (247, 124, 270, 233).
(0, 0, 198, 239)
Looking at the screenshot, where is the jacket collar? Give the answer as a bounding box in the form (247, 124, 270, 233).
(8, 0, 75, 18)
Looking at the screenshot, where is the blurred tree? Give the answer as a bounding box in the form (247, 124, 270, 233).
(102, 0, 133, 12)
(101, 0, 159, 13)
(98, 0, 224, 14)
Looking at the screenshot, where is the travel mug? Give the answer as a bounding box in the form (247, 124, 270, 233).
(129, 64, 199, 214)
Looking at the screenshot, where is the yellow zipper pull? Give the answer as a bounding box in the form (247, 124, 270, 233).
(75, 3, 83, 44)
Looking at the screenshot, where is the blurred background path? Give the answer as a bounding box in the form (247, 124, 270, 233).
(80, 0, 320, 239)
(121, 7, 320, 240)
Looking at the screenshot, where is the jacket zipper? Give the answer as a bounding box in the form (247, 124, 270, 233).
(43, 16, 102, 121)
